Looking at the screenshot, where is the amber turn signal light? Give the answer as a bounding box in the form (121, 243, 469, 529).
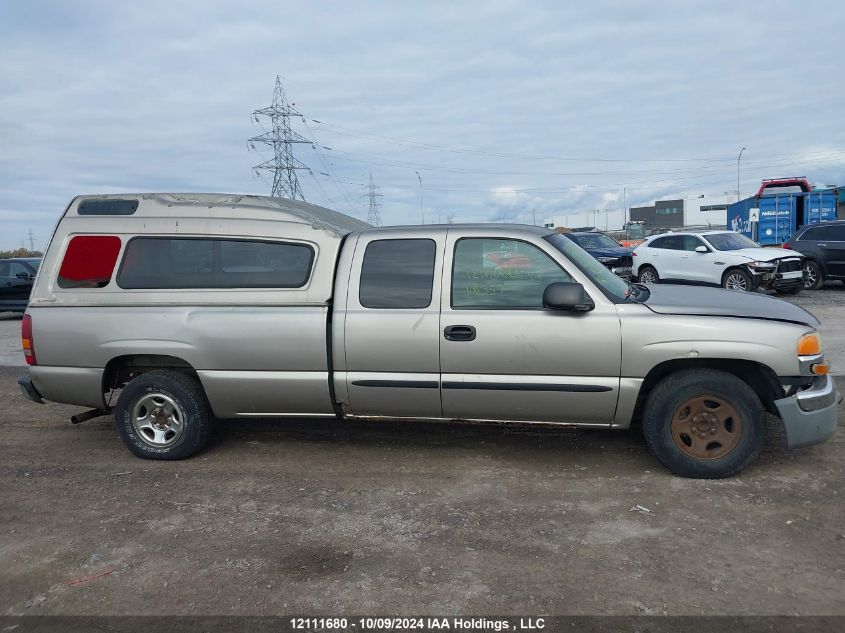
(811, 362, 831, 375)
(797, 333, 821, 356)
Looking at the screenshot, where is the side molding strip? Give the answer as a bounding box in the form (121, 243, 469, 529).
(352, 380, 439, 389)
(442, 382, 612, 392)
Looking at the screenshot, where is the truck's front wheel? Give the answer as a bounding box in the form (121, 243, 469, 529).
(115, 370, 213, 460)
(642, 369, 765, 478)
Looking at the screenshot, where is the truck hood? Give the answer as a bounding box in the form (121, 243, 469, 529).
(642, 284, 819, 327)
(719, 247, 798, 261)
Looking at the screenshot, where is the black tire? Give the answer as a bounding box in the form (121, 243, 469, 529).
(637, 265, 659, 284)
(775, 284, 802, 295)
(722, 267, 753, 292)
(115, 370, 213, 460)
(642, 369, 765, 478)
(803, 260, 824, 290)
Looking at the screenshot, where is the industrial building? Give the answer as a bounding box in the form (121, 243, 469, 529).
(629, 199, 685, 228)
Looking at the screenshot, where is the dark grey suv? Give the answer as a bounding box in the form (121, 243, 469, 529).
(784, 221, 845, 289)
(0, 258, 39, 312)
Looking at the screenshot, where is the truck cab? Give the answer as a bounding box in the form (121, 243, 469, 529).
(332, 225, 624, 424)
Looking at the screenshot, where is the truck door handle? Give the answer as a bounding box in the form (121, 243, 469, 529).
(444, 325, 476, 341)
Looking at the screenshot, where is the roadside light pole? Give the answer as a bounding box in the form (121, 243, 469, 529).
(737, 147, 746, 202)
(414, 171, 425, 224)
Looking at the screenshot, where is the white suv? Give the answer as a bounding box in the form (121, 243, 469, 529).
(633, 231, 805, 294)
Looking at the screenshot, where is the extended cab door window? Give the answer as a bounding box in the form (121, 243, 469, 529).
(440, 232, 621, 425)
(342, 235, 443, 418)
(359, 239, 435, 308)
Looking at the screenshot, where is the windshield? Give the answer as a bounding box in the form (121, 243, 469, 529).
(570, 233, 620, 250)
(545, 233, 631, 301)
(626, 224, 646, 239)
(703, 232, 760, 251)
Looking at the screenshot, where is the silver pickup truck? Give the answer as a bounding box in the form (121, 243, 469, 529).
(18, 193, 839, 478)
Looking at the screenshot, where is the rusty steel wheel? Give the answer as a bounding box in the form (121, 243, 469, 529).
(643, 369, 765, 478)
(670, 395, 742, 459)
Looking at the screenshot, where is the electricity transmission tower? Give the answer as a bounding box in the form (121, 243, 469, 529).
(364, 173, 383, 226)
(249, 76, 309, 200)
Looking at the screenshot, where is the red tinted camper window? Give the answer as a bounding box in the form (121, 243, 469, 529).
(57, 235, 121, 289)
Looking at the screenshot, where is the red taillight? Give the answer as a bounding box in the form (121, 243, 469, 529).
(632, 252, 638, 256)
(22, 314, 36, 366)
(783, 243, 792, 249)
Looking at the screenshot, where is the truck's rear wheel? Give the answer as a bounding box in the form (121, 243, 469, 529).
(115, 370, 213, 460)
(642, 369, 765, 478)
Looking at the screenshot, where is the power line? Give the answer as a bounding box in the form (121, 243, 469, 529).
(317, 145, 845, 179)
(249, 76, 310, 200)
(310, 119, 741, 163)
(314, 150, 845, 196)
(364, 173, 383, 226)
(299, 119, 361, 216)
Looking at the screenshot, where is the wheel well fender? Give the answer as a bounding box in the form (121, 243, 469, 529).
(635, 358, 782, 420)
(102, 354, 199, 397)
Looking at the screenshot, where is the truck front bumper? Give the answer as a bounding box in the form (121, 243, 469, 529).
(774, 374, 840, 448)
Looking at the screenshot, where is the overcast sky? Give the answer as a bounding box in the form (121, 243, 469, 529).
(1, 0, 844, 249)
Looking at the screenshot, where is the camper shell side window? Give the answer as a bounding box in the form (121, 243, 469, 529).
(116, 236, 315, 289)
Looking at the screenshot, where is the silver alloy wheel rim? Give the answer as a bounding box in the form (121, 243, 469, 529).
(640, 270, 656, 284)
(725, 272, 748, 291)
(132, 392, 185, 447)
(804, 264, 817, 289)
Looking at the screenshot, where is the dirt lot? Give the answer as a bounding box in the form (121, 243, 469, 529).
(1, 285, 843, 617)
(0, 372, 843, 616)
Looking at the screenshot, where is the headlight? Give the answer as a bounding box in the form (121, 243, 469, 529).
(797, 332, 822, 356)
(597, 256, 616, 263)
(749, 261, 776, 270)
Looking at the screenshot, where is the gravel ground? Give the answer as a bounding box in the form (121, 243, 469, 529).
(1, 366, 843, 616)
(779, 280, 845, 308)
